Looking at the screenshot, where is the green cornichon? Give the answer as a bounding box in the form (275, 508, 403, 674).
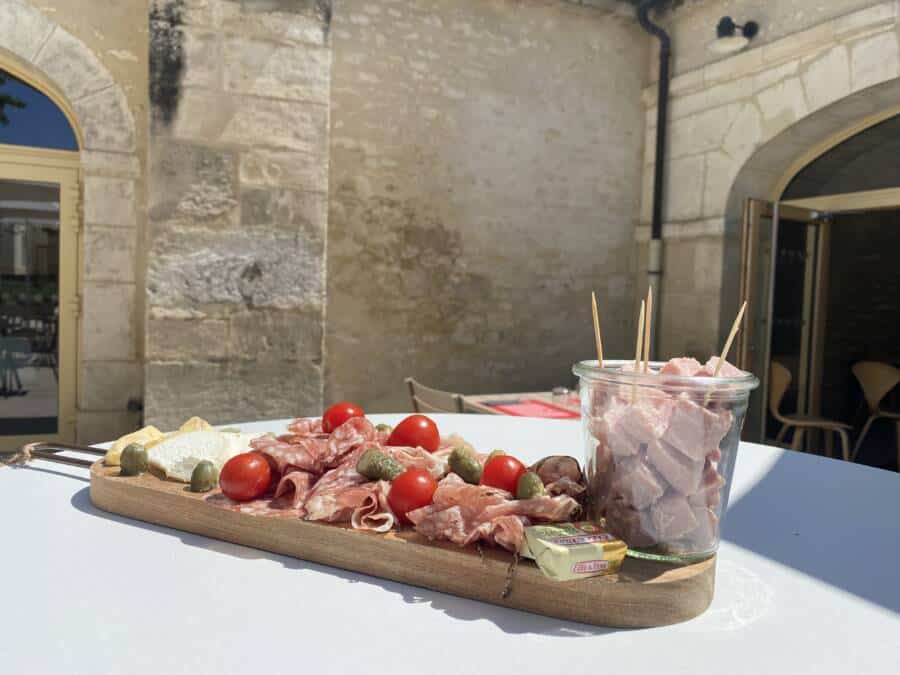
(516, 471, 547, 499)
(119, 443, 148, 476)
(190, 460, 219, 493)
(356, 448, 404, 481)
(448, 447, 482, 484)
(486, 449, 506, 463)
(375, 423, 393, 433)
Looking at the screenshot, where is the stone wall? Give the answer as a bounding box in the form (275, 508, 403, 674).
(145, 0, 331, 429)
(2, 0, 147, 443)
(637, 1, 900, 358)
(327, 0, 647, 410)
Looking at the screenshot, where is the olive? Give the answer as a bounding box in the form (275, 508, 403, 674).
(356, 448, 405, 481)
(486, 449, 506, 463)
(119, 443, 148, 476)
(375, 423, 393, 433)
(448, 447, 482, 484)
(190, 460, 219, 493)
(516, 471, 547, 499)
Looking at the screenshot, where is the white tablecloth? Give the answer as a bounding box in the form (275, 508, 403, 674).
(2, 414, 899, 674)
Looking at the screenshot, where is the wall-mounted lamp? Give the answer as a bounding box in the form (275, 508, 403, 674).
(708, 16, 759, 55)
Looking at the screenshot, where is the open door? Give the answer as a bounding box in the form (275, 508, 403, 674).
(737, 199, 829, 443)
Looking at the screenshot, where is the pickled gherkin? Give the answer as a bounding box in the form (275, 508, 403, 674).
(356, 448, 404, 481)
(516, 471, 546, 499)
(448, 446, 482, 484)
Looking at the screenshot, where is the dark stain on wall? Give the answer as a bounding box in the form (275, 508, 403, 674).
(149, 0, 185, 126)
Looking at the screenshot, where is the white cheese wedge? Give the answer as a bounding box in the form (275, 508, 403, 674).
(147, 430, 265, 482)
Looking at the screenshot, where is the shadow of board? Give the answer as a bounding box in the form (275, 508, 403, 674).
(69, 487, 619, 638)
(723, 449, 900, 615)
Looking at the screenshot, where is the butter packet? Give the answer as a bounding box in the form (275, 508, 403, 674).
(522, 521, 626, 582)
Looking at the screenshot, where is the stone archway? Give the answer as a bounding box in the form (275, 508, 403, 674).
(0, 1, 142, 443)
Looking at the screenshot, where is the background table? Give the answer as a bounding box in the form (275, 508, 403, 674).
(464, 391, 581, 416)
(3, 414, 899, 675)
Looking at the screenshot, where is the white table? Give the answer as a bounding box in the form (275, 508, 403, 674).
(2, 414, 899, 675)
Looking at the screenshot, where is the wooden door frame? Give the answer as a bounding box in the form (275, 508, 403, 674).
(0, 145, 81, 450)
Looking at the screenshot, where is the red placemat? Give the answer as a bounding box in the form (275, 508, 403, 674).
(483, 398, 580, 419)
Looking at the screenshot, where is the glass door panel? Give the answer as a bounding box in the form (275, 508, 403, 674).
(0, 156, 78, 452)
(0, 179, 60, 436)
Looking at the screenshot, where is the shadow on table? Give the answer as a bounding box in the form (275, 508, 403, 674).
(723, 450, 900, 615)
(69, 487, 619, 638)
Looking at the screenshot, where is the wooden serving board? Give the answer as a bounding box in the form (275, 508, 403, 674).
(90, 461, 715, 628)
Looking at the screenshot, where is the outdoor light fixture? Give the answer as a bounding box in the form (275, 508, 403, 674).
(708, 16, 759, 54)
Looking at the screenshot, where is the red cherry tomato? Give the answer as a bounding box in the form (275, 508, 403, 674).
(386, 414, 440, 452)
(322, 401, 365, 433)
(480, 454, 527, 493)
(388, 468, 438, 524)
(219, 452, 272, 502)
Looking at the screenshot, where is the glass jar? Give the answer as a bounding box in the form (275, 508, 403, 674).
(573, 360, 759, 563)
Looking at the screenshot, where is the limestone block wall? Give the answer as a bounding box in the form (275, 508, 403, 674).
(145, 0, 331, 429)
(638, 1, 900, 358)
(2, 0, 147, 443)
(327, 0, 647, 410)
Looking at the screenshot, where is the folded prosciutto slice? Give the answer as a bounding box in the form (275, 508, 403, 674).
(350, 480, 395, 533)
(272, 469, 316, 510)
(407, 475, 580, 552)
(385, 445, 448, 479)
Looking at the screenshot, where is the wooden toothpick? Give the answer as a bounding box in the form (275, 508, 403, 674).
(642, 287, 653, 373)
(713, 300, 748, 377)
(591, 291, 604, 367)
(633, 300, 645, 401)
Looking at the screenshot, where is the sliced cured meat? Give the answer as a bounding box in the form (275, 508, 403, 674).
(407, 475, 578, 552)
(251, 435, 328, 474)
(438, 433, 477, 456)
(322, 416, 377, 468)
(350, 481, 395, 533)
(272, 469, 316, 509)
(530, 456, 587, 500)
(286, 418, 325, 436)
(205, 492, 302, 519)
(385, 445, 449, 479)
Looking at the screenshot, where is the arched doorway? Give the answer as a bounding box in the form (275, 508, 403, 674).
(733, 97, 900, 469)
(0, 60, 81, 450)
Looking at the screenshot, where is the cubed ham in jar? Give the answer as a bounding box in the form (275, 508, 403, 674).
(606, 498, 657, 548)
(660, 396, 732, 462)
(687, 460, 725, 508)
(645, 439, 704, 495)
(698, 356, 745, 378)
(609, 457, 665, 510)
(659, 357, 703, 376)
(650, 494, 698, 541)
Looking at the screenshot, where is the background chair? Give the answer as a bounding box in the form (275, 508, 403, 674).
(851, 361, 900, 466)
(405, 378, 464, 413)
(769, 361, 851, 461)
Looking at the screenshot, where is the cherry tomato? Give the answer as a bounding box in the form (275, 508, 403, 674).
(388, 468, 438, 524)
(219, 452, 272, 502)
(386, 414, 440, 452)
(480, 454, 527, 493)
(322, 401, 365, 433)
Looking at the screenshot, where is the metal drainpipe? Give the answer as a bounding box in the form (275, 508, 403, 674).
(637, 0, 670, 359)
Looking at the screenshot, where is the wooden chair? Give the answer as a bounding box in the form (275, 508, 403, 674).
(405, 378, 464, 413)
(769, 361, 851, 461)
(851, 361, 900, 466)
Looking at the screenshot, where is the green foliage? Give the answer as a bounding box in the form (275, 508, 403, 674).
(0, 72, 27, 126)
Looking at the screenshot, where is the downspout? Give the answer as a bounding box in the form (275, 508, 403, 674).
(637, 0, 670, 359)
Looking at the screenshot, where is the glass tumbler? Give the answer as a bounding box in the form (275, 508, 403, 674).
(573, 360, 759, 563)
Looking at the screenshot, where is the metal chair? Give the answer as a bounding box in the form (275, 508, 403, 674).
(405, 378, 464, 413)
(769, 361, 851, 461)
(851, 361, 900, 466)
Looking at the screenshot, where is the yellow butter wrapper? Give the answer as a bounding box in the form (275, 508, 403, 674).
(522, 521, 626, 582)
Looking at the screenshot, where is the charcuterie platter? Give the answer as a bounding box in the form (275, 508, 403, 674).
(89, 459, 715, 628)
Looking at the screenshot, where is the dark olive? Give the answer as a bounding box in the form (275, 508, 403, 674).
(190, 460, 219, 493)
(119, 443, 148, 476)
